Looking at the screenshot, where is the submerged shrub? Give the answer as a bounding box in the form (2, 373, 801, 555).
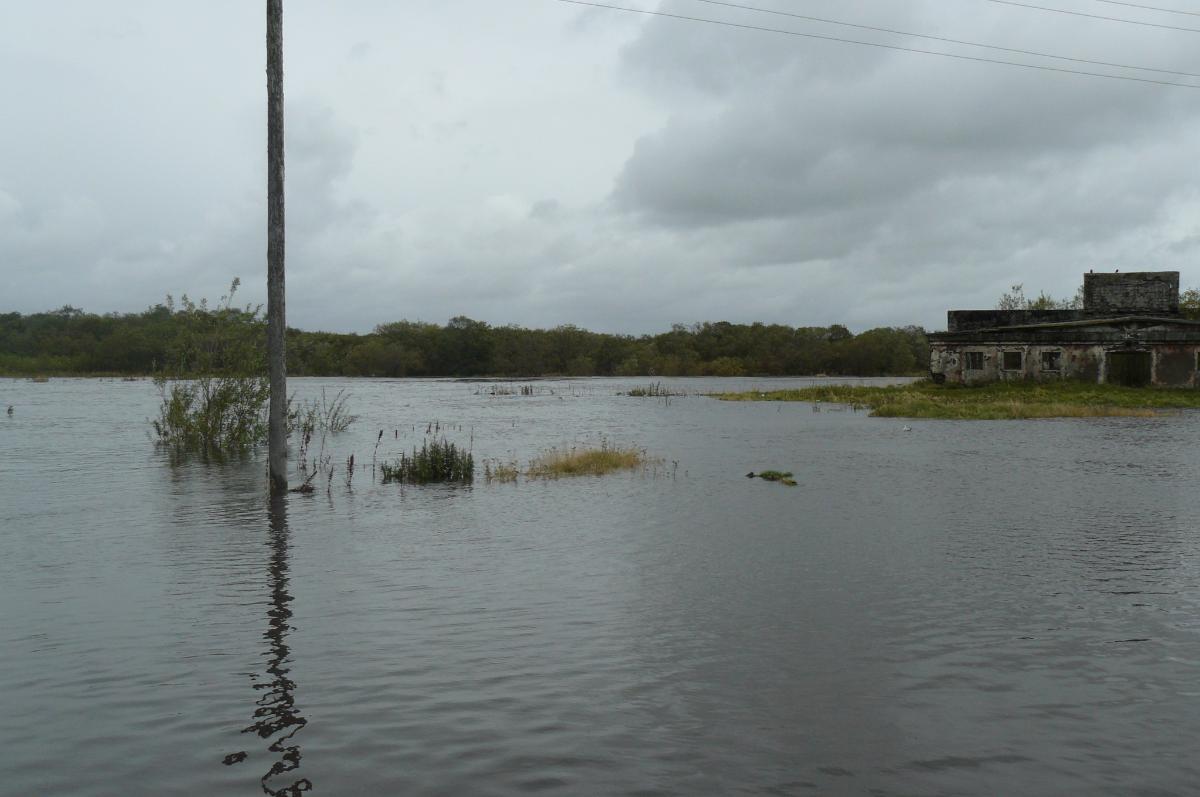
(381, 437, 474, 484)
(151, 279, 272, 456)
(153, 374, 270, 454)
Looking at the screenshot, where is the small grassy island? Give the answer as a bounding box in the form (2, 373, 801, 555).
(712, 380, 1200, 420)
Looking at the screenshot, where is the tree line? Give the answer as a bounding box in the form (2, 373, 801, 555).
(0, 296, 929, 378)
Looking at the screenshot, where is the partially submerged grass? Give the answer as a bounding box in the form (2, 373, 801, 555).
(381, 437, 474, 484)
(527, 443, 650, 479)
(291, 387, 358, 436)
(712, 380, 1200, 419)
(482, 440, 660, 483)
(625, 382, 686, 397)
(483, 459, 520, 483)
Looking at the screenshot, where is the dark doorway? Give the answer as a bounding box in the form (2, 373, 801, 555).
(1107, 350, 1152, 386)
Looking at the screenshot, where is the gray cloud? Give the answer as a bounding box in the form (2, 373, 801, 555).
(3, 1, 1200, 334)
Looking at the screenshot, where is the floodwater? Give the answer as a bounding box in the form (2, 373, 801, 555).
(2, 376, 1199, 796)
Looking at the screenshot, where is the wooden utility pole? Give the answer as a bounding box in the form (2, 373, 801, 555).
(267, 0, 287, 492)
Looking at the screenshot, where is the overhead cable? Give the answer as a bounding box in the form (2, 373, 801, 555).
(982, 0, 1200, 33)
(1092, 0, 1200, 18)
(554, 0, 1200, 88)
(685, 0, 1200, 78)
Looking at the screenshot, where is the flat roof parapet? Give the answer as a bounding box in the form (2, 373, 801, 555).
(1083, 271, 1178, 315)
(947, 309, 1081, 332)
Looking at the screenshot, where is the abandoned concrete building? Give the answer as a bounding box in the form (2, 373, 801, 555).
(929, 271, 1200, 387)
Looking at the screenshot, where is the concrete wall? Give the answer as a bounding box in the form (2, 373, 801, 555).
(947, 309, 1082, 332)
(930, 343, 1198, 387)
(1083, 271, 1178, 315)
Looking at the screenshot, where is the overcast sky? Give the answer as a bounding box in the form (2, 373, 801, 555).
(4, 0, 1200, 334)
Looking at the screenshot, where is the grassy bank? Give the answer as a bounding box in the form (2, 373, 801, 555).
(712, 380, 1200, 419)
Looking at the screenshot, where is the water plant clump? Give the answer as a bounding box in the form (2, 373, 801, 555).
(625, 382, 685, 397)
(483, 459, 520, 483)
(153, 374, 270, 455)
(478, 384, 538, 396)
(748, 470, 797, 486)
(290, 387, 358, 436)
(381, 437, 474, 484)
(526, 442, 650, 479)
(151, 279, 272, 456)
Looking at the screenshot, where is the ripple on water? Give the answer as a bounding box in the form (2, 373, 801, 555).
(4, 377, 1200, 795)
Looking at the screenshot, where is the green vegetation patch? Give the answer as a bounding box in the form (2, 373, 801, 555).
(713, 380, 1200, 419)
(381, 438, 474, 484)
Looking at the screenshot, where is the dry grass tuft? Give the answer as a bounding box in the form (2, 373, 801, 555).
(526, 444, 648, 479)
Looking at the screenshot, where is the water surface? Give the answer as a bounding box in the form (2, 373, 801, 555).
(2, 376, 1198, 795)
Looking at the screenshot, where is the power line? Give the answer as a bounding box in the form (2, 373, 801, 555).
(684, 0, 1200, 78)
(555, 0, 1200, 88)
(983, 0, 1200, 33)
(1093, 0, 1200, 18)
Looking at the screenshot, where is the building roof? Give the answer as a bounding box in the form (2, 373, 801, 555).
(929, 314, 1200, 344)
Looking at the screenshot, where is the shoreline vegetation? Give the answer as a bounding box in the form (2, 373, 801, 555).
(712, 381, 1200, 419)
(0, 300, 927, 379)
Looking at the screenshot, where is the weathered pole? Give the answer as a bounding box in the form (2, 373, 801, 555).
(267, 0, 287, 492)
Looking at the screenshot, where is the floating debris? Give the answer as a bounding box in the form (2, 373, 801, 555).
(747, 470, 797, 487)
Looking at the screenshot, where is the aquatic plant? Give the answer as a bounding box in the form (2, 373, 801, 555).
(290, 387, 358, 436)
(478, 384, 538, 396)
(712, 380, 1197, 420)
(483, 459, 520, 483)
(371, 429, 384, 473)
(526, 442, 649, 479)
(380, 437, 474, 484)
(152, 373, 270, 454)
(151, 279, 272, 455)
(625, 382, 685, 397)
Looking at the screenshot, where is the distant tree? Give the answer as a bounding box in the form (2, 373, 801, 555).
(996, 284, 1026, 310)
(1181, 288, 1200, 320)
(997, 283, 1080, 310)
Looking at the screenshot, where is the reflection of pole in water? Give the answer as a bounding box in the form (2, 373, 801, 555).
(223, 494, 311, 795)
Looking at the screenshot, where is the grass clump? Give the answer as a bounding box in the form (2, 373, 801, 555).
(381, 437, 474, 484)
(712, 380, 1200, 419)
(483, 459, 520, 483)
(290, 387, 358, 436)
(625, 382, 684, 397)
(526, 443, 649, 479)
